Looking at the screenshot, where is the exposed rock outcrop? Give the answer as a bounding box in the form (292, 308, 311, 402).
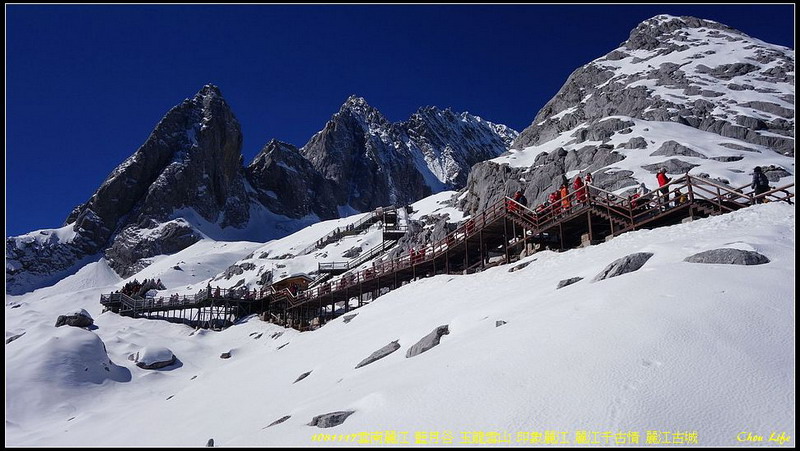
(684, 248, 770, 265)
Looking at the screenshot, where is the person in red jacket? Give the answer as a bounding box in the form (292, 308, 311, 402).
(573, 175, 586, 204)
(550, 191, 561, 215)
(656, 168, 671, 209)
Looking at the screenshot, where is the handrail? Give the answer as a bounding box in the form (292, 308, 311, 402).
(102, 174, 794, 318)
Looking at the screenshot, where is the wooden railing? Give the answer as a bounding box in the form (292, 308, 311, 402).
(102, 174, 794, 317)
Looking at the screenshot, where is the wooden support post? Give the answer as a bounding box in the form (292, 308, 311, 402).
(503, 217, 510, 264)
(463, 237, 467, 272)
(479, 229, 485, 269)
(587, 210, 593, 243)
(559, 222, 565, 251)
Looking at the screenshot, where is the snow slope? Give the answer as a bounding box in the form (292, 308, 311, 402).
(5, 202, 794, 447)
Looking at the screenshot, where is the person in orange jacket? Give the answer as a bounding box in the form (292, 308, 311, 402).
(560, 184, 571, 212)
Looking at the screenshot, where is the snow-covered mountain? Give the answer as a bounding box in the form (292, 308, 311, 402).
(299, 96, 517, 212)
(6, 89, 514, 295)
(5, 14, 795, 447)
(7, 85, 252, 291)
(459, 14, 794, 215)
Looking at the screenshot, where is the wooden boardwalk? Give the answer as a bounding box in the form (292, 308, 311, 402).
(100, 174, 794, 330)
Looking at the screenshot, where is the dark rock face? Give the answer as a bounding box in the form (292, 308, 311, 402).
(459, 145, 626, 215)
(301, 97, 516, 211)
(7, 84, 249, 287)
(105, 219, 201, 278)
(355, 340, 401, 369)
(406, 325, 450, 358)
(246, 139, 339, 220)
(592, 252, 654, 282)
(388, 214, 455, 260)
(684, 248, 770, 265)
(300, 97, 430, 211)
(307, 411, 355, 428)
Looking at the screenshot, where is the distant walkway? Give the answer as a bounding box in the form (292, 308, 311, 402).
(100, 175, 793, 330)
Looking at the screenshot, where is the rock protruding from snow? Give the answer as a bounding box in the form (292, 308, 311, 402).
(266, 415, 291, 428)
(294, 371, 312, 383)
(307, 410, 355, 428)
(132, 346, 176, 370)
(649, 140, 707, 159)
(406, 325, 450, 358)
(342, 313, 358, 324)
(684, 248, 770, 265)
(6, 332, 26, 344)
(592, 253, 654, 282)
(54, 309, 94, 328)
(355, 340, 401, 369)
(557, 277, 584, 289)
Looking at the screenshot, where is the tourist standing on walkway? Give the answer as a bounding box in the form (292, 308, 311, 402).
(751, 166, 770, 203)
(656, 168, 671, 209)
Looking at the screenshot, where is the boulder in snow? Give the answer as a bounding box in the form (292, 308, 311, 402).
(132, 346, 176, 369)
(355, 340, 400, 369)
(54, 308, 94, 328)
(592, 253, 654, 282)
(294, 371, 312, 383)
(684, 248, 770, 265)
(266, 415, 291, 428)
(406, 325, 449, 358)
(557, 277, 584, 289)
(307, 410, 355, 428)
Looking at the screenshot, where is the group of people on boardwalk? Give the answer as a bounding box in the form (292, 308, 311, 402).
(118, 278, 164, 298)
(205, 282, 273, 300)
(508, 172, 593, 219)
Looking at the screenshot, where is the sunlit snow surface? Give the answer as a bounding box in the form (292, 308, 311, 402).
(5, 201, 794, 447)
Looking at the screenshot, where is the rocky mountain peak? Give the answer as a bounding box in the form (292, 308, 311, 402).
(462, 15, 793, 217)
(624, 15, 739, 51)
(336, 95, 389, 128)
(198, 83, 222, 98)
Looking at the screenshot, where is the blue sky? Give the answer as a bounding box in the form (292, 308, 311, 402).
(5, 4, 795, 237)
